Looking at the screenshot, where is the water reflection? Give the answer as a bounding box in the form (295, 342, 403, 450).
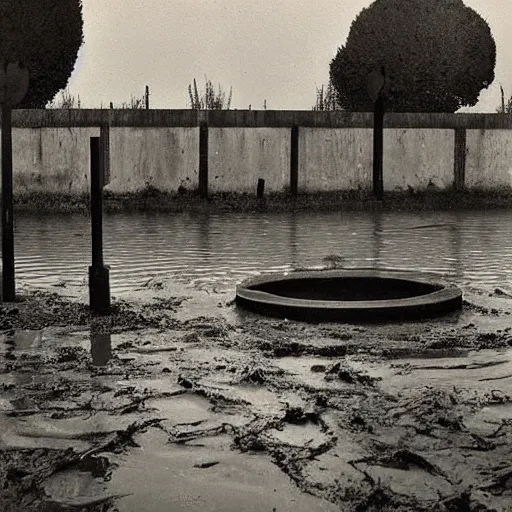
(12, 210, 512, 293)
(90, 331, 112, 367)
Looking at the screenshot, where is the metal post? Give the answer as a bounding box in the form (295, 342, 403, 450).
(372, 96, 384, 200)
(89, 136, 110, 314)
(1, 103, 15, 302)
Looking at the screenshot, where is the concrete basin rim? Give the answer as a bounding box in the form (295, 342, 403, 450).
(235, 269, 462, 310)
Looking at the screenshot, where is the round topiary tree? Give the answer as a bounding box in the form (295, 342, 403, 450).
(330, 0, 496, 112)
(0, 0, 84, 108)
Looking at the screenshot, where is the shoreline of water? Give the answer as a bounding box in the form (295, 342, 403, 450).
(12, 188, 512, 214)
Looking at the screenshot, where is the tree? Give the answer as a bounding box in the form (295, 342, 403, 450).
(0, 1, 84, 108)
(188, 77, 232, 110)
(330, 0, 496, 113)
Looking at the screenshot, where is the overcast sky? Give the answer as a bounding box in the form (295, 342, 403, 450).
(66, 0, 511, 111)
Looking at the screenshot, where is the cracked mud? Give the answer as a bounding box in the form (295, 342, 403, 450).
(1, 281, 512, 511)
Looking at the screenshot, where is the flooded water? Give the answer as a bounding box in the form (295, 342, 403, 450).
(11, 209, 512, 294)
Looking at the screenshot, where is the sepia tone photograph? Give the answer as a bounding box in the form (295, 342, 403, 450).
(0, 1, 512, 511)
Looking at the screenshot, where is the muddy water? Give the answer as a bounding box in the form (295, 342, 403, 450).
(13, 209, 512, 294)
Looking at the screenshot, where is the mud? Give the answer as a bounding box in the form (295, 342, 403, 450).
(1, 279, 512, 511)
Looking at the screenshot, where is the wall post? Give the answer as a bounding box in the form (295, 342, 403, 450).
(290, 125, 299, 195)
(453, 128, 466, 191)
(199, 118, 209, 198)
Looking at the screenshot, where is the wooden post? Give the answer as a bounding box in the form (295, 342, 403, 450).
(453, 128, 466, 191)
(89, 136, 110, 314)
(367, 67, 386, 201)
(290, 125, 299, 196)
(373, 96, 384, 200)
(145, 85, 150, 109)
(257, 178, 265, 198)
(199, 121, 208, 198)
(1, 103, 15, 301)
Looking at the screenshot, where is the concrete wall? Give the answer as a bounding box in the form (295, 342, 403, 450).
(465, 129, 512, 189)
(5, 109, 512, 196)
(299, 128, 372, 192)
(13, 127, 99, 194)
(383, 129, 455, 191)
(208, 128, 290, 193)
(107, 127, 198, 193)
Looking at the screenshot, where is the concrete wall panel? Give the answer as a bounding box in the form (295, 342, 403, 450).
(107, 127, 198, 193)
(299, 128, 373, 192)
(383, 129, 455, 191)
(13, 127, 99, 194)
(208, 128, 290, 193)
(466, 129, 512, 188)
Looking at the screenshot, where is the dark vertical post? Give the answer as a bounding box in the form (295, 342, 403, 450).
(100, 124, 110, 188)
(290, 125, 299, 196)
(1, 103, 15, 302)
(373, 96, 384, 200)
(199, 121, 208, 198)
(257, 178, 265, 198)
(453, 128, 466, 191)
(145, 85, 150, 109)
(89, 137, 110, 314)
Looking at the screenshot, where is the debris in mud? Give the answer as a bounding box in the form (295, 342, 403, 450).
(324, 362, 381, 386)
(0, 290, 184, 332)
(193, 460, 220, 469)
(238, 365, 267, 384)
(177, 375, 195, 389)
(283, 405, 321, 425)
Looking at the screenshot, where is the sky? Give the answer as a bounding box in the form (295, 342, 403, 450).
(65, 0, 512, 112)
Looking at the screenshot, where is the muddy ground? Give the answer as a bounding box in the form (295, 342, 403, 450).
(1, 277, 512, 511)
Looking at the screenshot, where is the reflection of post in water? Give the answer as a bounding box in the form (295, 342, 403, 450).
(372, 212, 384, 268)
(90, 329, 112, 367)
(198, 214, 212, 257)
(449, 212, 463, 280)
(288, 213, 298, 267)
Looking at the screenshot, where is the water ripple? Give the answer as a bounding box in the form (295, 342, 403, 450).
(10, 210, 512, 294)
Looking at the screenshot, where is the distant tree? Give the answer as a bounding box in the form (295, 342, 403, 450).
(313, 79, 342, 111)
(188, 77, 232, 110)
(0, 1, 84, 108)
(330, 0, 496, 112)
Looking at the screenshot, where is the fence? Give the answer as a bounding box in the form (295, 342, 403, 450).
(6, 109, 512, 195)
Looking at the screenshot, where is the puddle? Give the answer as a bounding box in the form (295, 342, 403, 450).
(106, 427, 340, 512)
(144, 394, 216, 427)
(363, 348, 512, 395)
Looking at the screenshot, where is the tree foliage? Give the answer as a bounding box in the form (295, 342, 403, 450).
(188, 77, 232, 110)
(330, 0, 496, 112)
(0, 0, 84, 108)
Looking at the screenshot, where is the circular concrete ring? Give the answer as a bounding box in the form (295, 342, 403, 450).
(235, 269, 462, 323)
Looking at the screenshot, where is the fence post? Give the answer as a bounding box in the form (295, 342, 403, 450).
(89, 136, 110, 314)
(290, 125, 299, 195)
(1, 103, 15, 301)
(453, 128, 466, 191)
(199, 119, 209, 198)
